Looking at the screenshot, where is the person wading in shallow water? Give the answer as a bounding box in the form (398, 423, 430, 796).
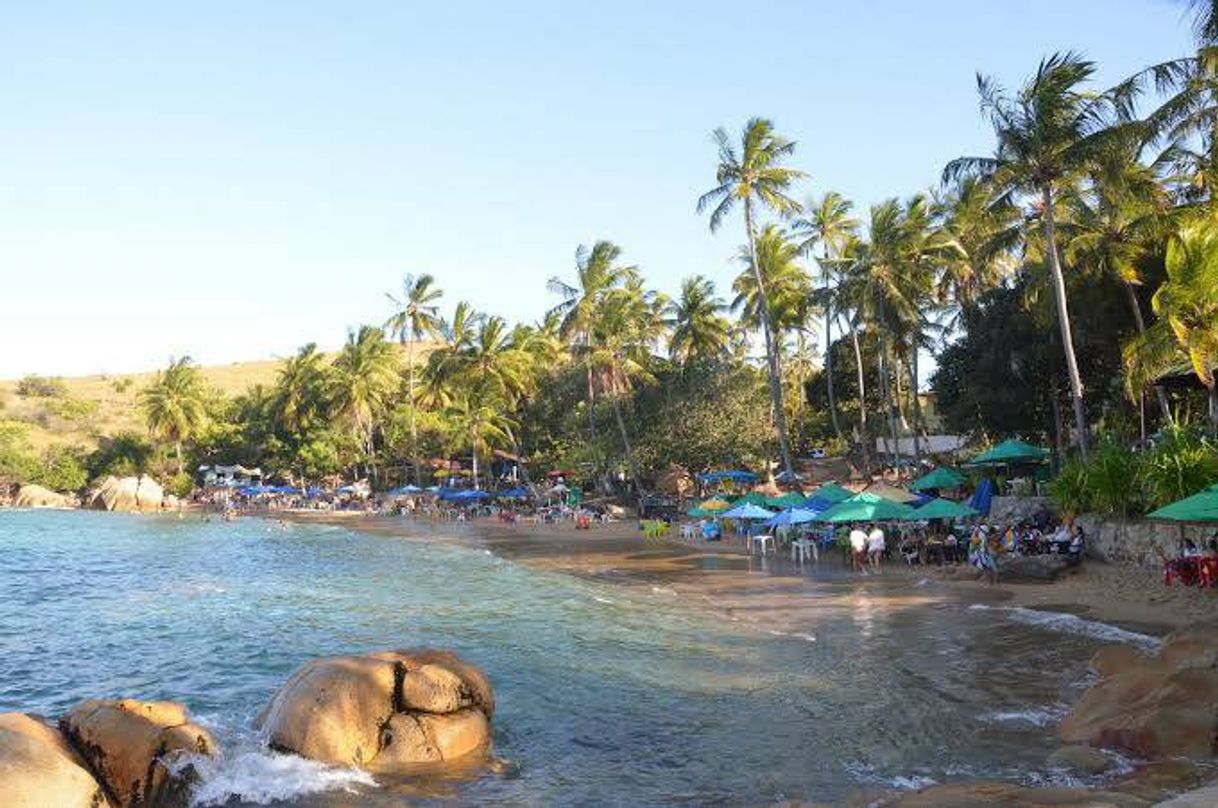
(849, 525, 868, 574)
(867, 523, 886, 572)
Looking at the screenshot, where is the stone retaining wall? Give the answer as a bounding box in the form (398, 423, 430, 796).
(1074, 514, 1215, 567)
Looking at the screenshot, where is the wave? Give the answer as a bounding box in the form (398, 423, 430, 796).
(184, 749, 376, 806)
(978, 703, 1068, 728)
(967, 604, 1161, 651)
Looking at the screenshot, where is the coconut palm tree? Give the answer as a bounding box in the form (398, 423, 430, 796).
(698, 117, 807, 478)
(931, 175, 1020, 324)
(548, 241, 638, 437)
(945, 53, 1124, 459)
(385, 273, 444, 484)
(791, 191, 859, 442)
(1123, 215, 1218, 428)
(1061, 137, 1176, 422)
(445, 381, 518, 490)
(585, 278, 667, 496)
(666, 276, 731, 366)
(139, 356, 209, 476)
(731, 225, 812, 337)
(330, 325, 401, 480)
(273, 343, 330, 436)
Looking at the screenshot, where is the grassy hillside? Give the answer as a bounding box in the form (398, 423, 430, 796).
(0, 359, 288, 453)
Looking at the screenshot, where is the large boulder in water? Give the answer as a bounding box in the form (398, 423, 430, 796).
(59, 699, 214, 808)
(1059, 626, 1218, 759)
(996, 553, 1069, 583)
(13, 484, 76, 509)
(88, 475, 163, 513)
(0, 712, 110, 808)
(256, 649, 494, 772)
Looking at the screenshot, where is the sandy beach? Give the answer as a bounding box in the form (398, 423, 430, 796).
(283, 511, 1218, 637)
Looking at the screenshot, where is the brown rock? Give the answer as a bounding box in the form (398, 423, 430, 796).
(60, 699, 214, 808)
(88, 475, 163, 513)
(1091, 644, 1149, 678)
(257, 655, 396, 767)
(884, 781, 1149, 807)
(1046, 744, 1113, 775)
(258, 649, 494, 772)
(1061, 628, 1218, 760)
(13, 484, 76, 509)
(0, 713, 109, 808)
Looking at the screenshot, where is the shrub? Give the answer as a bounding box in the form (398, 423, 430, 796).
(86, 432, 154, 479)
(112, 377, 134, 394)
(1086, 439, 1143, 516)
(15, 375, 67, 399)
(1049, 458, 1089, 519)
(29, 446, 89, 492)
(45, 397, 99, 423)
(1139, 426, 1218, 510)
(165, 472, 194, 499)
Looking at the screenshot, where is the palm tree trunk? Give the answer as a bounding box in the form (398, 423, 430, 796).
(848, 319, 870, 471)
(175, 442, 183, 477)
(744, 198, 795, 479)
(894, 360, 910, 431)
(909, 348, 923, 470)
(1041, 187, 1089, 459)
(1122, 280, 1172, 425)
(470, 428, 479, 490)
(1209, 384, 1218, 433)
(824, 297, 843, 441)
(407, 337, 422, 486)
(880, 339, 901, 471)
(611, 396, 642, 499)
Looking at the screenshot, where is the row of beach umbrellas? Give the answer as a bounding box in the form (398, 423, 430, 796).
(691, 486, 980, 526)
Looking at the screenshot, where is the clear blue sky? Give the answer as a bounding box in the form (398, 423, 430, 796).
(0, 1, 1195, 378)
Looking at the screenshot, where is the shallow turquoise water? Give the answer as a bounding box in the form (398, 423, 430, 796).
(0, 511, 1152, 806)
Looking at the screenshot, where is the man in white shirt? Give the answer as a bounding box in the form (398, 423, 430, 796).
(867, 524, 886, 570)
(849, 526, 868, 573)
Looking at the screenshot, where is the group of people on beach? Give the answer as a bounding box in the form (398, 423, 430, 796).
(847, 524, 887, 573)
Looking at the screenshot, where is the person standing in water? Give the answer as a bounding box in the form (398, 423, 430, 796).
(867, 523, 886, 572)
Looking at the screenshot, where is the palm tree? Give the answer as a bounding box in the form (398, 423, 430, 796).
(931, 175, 1020, 325)
(548, 241, 638, 439)
(139, 356, 209, 476)
(731, 225, 812, 337)
(1060, 137, 1176, 423)
(1123, 216, 1218, 428)
(273, 343, 330, 435)
(385, 273, 444, 485)
(585, 278, 666, 495)
(834, 235, 873, 468)
(792, 191, 859, 443)
(330, 325, 401, 481)
(698, 117, 807, 477)
(945, 53, 1123, 459)
(667, 276, 732, 365)
(445, 381, 518, 490)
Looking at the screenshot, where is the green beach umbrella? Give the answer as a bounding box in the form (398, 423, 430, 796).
(765, 491, 806, 508)
(1147, 484, 1218, 522)
(687, 507, 713, 518)
(808, 483, 853, 503)
(914, 497, 980, 520)
(815, 492, 918, 523)
(729, 492, 769, 508)
(909, 466, 968, 491)
(964, 439, 1049, 467)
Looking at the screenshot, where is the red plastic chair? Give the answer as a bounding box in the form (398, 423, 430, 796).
(1199, 557, 1218, 588)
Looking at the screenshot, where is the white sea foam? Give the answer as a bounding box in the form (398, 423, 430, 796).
(185, 750, 376, 806)
(593, 595, 614, 604)
(978, 704, 1068, 727)
(968, 604, 1161, 651)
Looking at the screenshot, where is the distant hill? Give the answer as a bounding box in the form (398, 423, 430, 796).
(0, 342, 442, 454)
(0, 359, 288, 453)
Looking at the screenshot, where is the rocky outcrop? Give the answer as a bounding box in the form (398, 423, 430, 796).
(256, 649, 494, 772)
(1073, 515, 1213, 567)
(988, 495, 1057, 526)
(1046, 744, 1114, 775)
(59, 699, 214, 808)
(87, 476, 164, 513)
(1155, 785, 1218, 807)
(996, 553, 1070, 582)
(13, 484, 77, 509)
(1059, 626, 1218, 759)
(883, 781, 1150, 807)
(0, 712, 109, 808)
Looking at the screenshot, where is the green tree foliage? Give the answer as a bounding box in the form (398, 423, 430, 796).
(139, 357, 209, 477)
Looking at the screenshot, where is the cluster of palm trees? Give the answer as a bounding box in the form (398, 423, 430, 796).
(136, 2, 1218, 491)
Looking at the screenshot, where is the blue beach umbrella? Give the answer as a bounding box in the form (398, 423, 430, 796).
(764, 507, 819, 529)
(719, 503, 775, 521)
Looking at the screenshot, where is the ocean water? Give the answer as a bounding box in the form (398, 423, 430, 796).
(0, 511, 1156, 806)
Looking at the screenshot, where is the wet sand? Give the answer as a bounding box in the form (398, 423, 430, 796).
(281, 511, 1218, 636)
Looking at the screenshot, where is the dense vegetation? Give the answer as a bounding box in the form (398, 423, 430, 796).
(5, 3, 1218, 502)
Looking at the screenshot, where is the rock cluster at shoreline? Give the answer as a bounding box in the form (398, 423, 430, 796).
(0, 649, 494, 807)
(257, 649, 495, 771)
